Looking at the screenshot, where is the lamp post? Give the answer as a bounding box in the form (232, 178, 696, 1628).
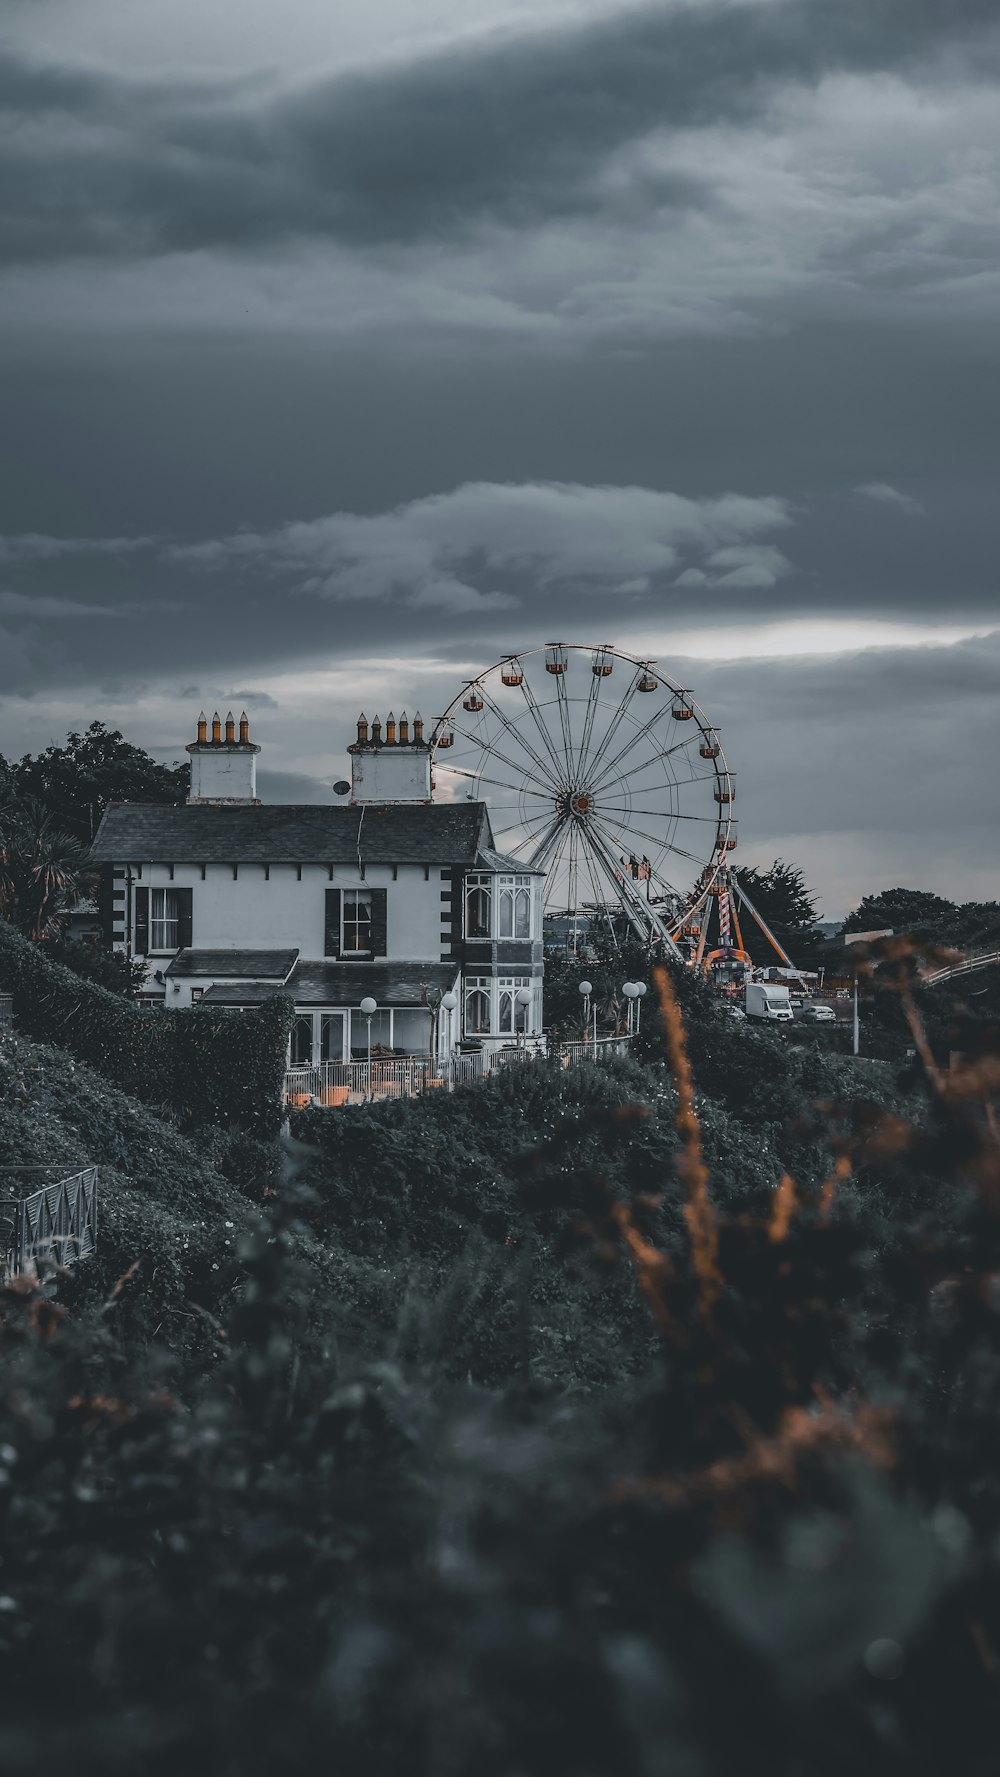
(634, 980, 648, 1031)
(359, 996, 377, 1099)
(578, 979, 593, 1053)
(440, 990, 457, 1057)
(622, 980, 640, 1036)
(515, 984, 533, 1049)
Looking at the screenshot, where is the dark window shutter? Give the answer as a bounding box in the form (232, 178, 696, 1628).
(370, 887, 387, 957)
(134, 886, 149, 954)
(176, 889, 193, 951)
(324, 888, 342, 957)
(98, 866, 115, 943)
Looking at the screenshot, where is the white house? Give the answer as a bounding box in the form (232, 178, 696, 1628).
(88, 707, 545, 1064)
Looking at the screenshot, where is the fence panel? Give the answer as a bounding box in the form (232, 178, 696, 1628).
(283, 1035, 632, 1108)
(1, 1166, 98, 1279)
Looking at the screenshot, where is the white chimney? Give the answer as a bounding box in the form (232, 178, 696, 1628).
(349, 709, 432, 803)
(186, 709, 261, 805)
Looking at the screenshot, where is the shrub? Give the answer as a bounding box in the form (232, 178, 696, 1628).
(0, 921, 291, 1136)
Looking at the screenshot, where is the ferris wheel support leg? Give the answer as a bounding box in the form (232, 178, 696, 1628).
(730, 874, 801, 973)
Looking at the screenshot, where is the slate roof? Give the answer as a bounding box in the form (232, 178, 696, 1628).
(88, 802, 491, 866)
(165, 948, 298, 980)
(474, 844, 545, 875)
(198, 960, 459, 1007)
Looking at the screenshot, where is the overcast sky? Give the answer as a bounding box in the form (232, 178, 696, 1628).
(1, 0, 998, 916)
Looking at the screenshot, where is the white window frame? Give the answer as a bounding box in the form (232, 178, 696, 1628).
(497, 875, 532, 940)
(497, 975, 533, 1035)
(464, 874, 493, 939)
(464, 976, 491, 1035)
(150, 887, 183, 952)
(341, 888, 373, 956)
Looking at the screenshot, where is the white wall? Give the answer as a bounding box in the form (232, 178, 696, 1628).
(351, 747, 431, 803)
(118, 859, 451, 1000)
(188, 748, 258, 802)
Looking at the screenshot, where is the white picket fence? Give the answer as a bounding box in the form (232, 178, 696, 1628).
(283, 1033, 633, 1108)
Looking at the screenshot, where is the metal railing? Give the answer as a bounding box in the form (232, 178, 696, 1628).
(283, 1033, 634, 1107)
(0, 1166, 98, 1281)
(922, 948, 1000, 987)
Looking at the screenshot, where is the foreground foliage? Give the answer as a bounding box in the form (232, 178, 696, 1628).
(0, 952, 998, 1773)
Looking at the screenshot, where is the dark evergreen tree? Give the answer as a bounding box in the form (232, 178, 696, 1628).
(3, 721, 189, 843)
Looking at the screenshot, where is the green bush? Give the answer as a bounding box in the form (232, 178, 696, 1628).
(0, 922, 291, 1136)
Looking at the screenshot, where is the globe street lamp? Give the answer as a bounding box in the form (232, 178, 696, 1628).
(359, 996, 377, 1099)
(578, 979, 594, 1052)
(622, 980, 640, 1037)
(440, 989, 458, 1077)
(515, 984, 533, 1048)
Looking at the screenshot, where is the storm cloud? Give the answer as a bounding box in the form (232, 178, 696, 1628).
(0, 0, 997, 912)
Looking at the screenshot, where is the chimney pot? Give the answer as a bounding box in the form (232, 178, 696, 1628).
(211, 711, 222, 744)
(225, 711, 235, 743)
(385, 711, 396, 746)
(357, 713, 369, 744)
(197, 711, 207, 743)
(371, 714, 382, 744)
(239, 710, 250, 743)
(398, 710, 410, 744)
(412, 711, 424, 743)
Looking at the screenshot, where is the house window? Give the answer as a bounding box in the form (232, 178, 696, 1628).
(465, 875, 492, 939)
(498, 875, 532, 939)
(321, 1013, 346, 1063)
(497, 977, 532, 1035)
(464, 977, 491, 1035)
(342, 890, 372, 955)
(290, 1016, 313, 1067)
(149, 888, 188, 952)
(190, 988, 203, 1003)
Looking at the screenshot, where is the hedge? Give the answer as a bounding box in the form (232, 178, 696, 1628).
(0, 920, 292, 1136)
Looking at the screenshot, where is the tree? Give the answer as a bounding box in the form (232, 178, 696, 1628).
(3, 721, 189, 844)
(842, 887, 956, 939)
(0, 795, 96, 939)
(732, 859, 823, 966)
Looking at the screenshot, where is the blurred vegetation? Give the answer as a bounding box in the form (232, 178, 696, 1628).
(0, 939, 998, 1774)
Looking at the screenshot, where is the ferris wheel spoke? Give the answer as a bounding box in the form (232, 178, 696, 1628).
(544, 817, 576, 902)
(515, 671, 571, 786)
(528, 810, 570, 873)
(575, 652, 606, 779)
(607, 763, 719, 797)
(595, 803, 721, 824)
(581, 820, 666, 949)
(576, 825, 624, 953)
(474, 680, 565, 796)
(447, 722, 556, 799)
(490, 803, 564, 859)
(577, 666, 643, 785)
(589, 811, 718, 870)
(552, 666, 576, 782)
(440, 763, 553, 801)
(590, 720, 695, 797)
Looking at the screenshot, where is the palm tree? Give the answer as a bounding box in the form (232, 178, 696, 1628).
(0, 795, 96, 940)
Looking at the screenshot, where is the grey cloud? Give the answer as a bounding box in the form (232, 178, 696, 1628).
(854, 482, 925, 516)
(0, 591, 122, 617)
(0, 533, 154, 562)
(1, 0, 998, 264)
(168, 480, 794, 612)
(222, 689, 280, 709)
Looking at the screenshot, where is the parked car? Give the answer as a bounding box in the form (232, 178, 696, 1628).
(799, 1004, 837, 1023)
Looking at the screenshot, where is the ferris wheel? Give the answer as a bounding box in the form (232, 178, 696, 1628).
(431, 643, 735, 954)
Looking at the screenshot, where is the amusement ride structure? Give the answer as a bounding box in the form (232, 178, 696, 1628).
(430, 642, 801, 979)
